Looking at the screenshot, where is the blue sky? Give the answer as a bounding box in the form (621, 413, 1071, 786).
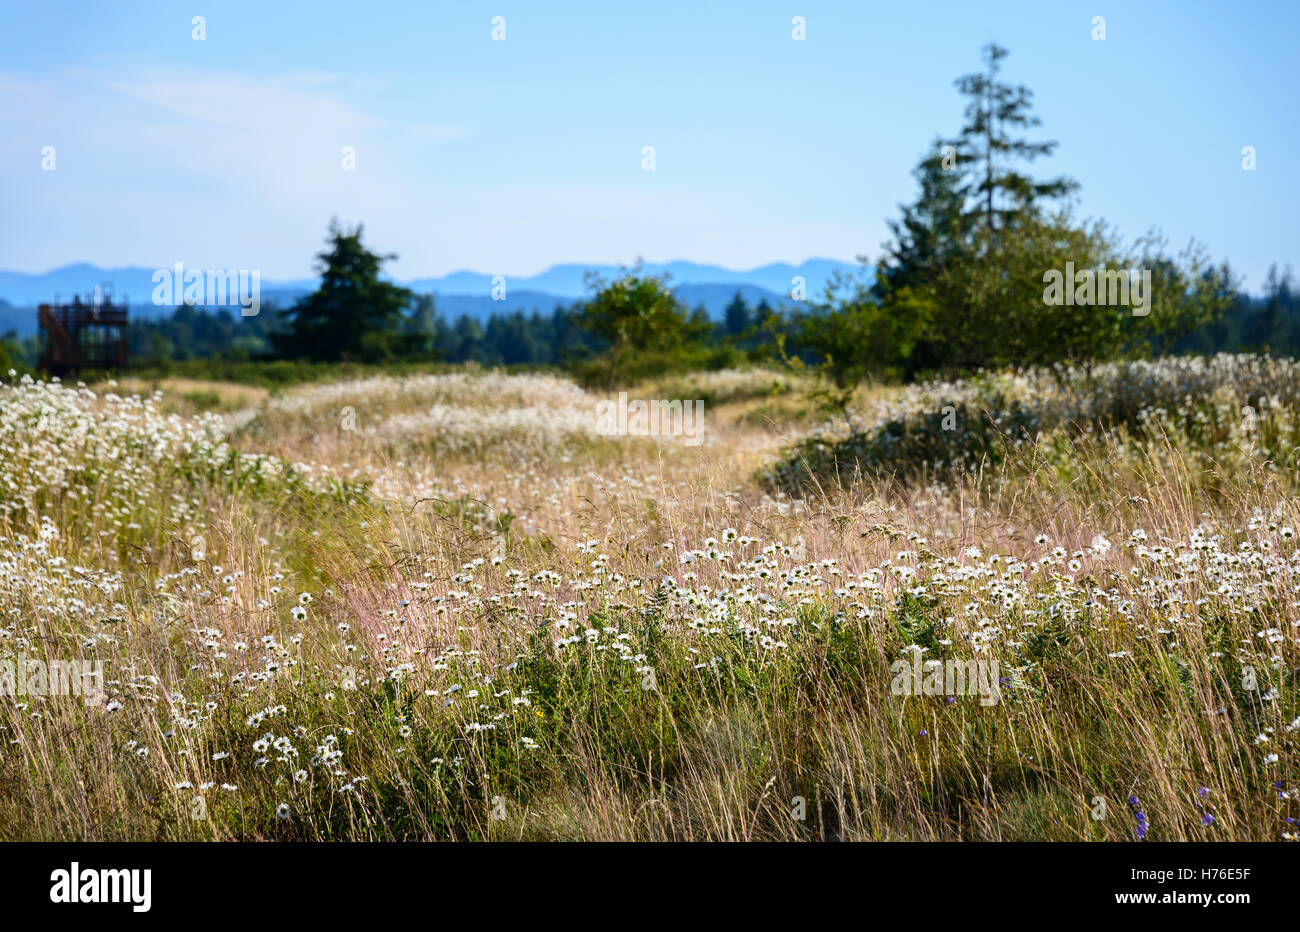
(1, 0, 1295, 291)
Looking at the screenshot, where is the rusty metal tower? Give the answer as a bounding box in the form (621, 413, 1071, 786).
(37, 290, 129, 377)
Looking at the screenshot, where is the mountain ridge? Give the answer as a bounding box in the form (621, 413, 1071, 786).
(0, 258, 868, 336)
(0, 257, 860, 304)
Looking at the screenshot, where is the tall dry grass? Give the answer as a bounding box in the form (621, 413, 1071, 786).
(0, 362, 1295, 840)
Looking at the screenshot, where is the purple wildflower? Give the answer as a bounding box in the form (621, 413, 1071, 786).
(1128, 795, 1149, 840)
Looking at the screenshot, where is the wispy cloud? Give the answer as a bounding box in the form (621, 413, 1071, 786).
(0, 67, 472, 273)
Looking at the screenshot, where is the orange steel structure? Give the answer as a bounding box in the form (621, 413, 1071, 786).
(37, 295, 129, 376)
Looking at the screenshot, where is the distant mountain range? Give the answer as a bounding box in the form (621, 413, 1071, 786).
(0, 259, 865, 337)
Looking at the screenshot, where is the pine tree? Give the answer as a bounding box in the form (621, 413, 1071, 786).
(274, 219, 414, 362)
(874, 141, 969, 297)
(867, 43, 1085, 376)
(451, 315, 484, 362)
(409, 293, 440, 358)
(724, 291, 752, 336)
(945, 43, 1078, 238)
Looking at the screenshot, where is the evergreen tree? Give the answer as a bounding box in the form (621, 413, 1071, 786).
(724, 291, 752, 336)
(273, 219, 414, 362)
(451, 315, 484, 362)
(868, 43, 1086, 376)
(408, 293, 440, 358)
(944, 42, 1078, 238)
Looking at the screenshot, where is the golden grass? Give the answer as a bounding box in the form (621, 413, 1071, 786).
(1, 364, 1295, 840)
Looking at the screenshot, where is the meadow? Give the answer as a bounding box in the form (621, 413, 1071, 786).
(0, 356, 1296, 841)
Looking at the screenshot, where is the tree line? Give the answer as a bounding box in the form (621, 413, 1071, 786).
(3, 43, 1292, 392)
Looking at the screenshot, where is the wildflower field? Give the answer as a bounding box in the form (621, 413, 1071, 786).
(1, 356, 1296, 841)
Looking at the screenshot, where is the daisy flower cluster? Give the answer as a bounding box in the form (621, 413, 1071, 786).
(1, 361, 1295, 840)
(769, 353, 1300, 488)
